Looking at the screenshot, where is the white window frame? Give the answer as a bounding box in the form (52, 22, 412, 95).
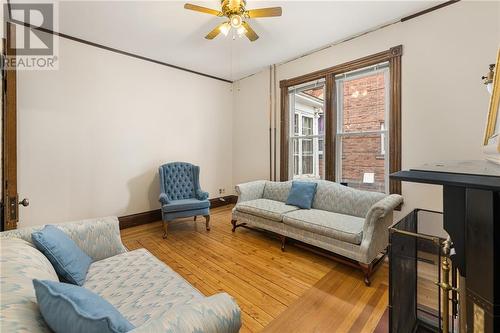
(288, 80, 325, 180)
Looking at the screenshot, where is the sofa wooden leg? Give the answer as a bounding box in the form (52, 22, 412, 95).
(194, 216, 197, 221)
(359, 262, 373, 287)
(280, 235, 286, 252)
(204, 215, 210, 231)
(231, 219, 237, 232)
(162, 221, 168, 239)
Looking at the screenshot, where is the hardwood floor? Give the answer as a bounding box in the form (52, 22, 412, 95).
(120, 205, 388, 332)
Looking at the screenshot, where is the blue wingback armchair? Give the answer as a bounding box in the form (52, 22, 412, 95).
(159, 162, 210, 238)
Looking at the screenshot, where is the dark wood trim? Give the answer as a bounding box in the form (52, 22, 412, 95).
(2, 23, 18, 231)
(119, 195, 237, 230)
(325, 74, 336, 181)
(119, 209, 162, 230)
(209, 195, 238, 208)
(279, 86, 289, 181)
(279, 45, 402, 89)
(5, 18, 232, 84)
(389, 53, 402, 195)
(269, 66, 273, 181)
(401, 0, 460, 22)
(279, 45, 402, 194)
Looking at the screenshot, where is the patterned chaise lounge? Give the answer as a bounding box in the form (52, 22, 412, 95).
(0, 217, 241, 333)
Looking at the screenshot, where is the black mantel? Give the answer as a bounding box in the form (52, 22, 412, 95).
(390, 160, 500, 333)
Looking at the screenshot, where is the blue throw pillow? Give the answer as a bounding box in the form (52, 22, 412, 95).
(32, 225, 92, 286)
(33, 279, 134, 333)
(286, 181, 318, 209)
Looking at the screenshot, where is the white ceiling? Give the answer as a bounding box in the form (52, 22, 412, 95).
(10, 1, 441, 81)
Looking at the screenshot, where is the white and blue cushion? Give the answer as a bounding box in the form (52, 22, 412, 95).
(83, 248, 203, 326)
(31, 225, 92, 286)
(286, 181, 318, 209)
(33, 279, 134, 333)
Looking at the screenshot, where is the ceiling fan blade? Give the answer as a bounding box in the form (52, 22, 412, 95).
(242, 21, 259, 42)
(205, 22, 226, 40)
(245, 7, 282, 18)
(184, 3, 223, 16)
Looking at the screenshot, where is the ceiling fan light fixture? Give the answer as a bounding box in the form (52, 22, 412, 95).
(236, 25, 246, 36)
(219, 22, 231, 36)
(230, 15, 242, 28)
(184, 1, 282, 42)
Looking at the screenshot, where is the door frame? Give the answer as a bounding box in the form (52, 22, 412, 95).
(2, 22, 18, 231)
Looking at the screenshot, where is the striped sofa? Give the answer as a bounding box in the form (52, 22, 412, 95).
(231, 180, 403, 285)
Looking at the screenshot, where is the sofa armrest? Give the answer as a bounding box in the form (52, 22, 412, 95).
(235, 180, 266, 203)
(0, 216, 127, 262)
(159, 193, 171, 205)
(196, 189, 209, 201)
(359, 194, 404, 264)
(366, 194, 403, 221)
(129, 293, 241, 333)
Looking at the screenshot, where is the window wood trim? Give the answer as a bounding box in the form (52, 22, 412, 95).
(280, 86, 289, 181)
(280, 45, 402, 194)
(325, 74, 336, 181)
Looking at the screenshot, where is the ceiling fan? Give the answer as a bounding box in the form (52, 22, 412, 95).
(184, 0, 282, 42)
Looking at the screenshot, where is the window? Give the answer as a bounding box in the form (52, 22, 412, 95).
(288, 80, 325, 179)
(335, 63, 390, 193)
(380, 122, 386, 155)
(280, 46, 402, 194)
(294, 113, 299, 135)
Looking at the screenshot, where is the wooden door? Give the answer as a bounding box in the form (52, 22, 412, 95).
(2, 23, 19, 231)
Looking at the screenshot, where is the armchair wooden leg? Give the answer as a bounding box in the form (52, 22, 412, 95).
(162, 221, 169, 239)
(280, 235, 286, 252)
(204, 215, 210, 231)
(194, 216, 197, 221)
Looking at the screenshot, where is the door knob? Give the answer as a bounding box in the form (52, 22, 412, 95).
(19, 198, 29, 207)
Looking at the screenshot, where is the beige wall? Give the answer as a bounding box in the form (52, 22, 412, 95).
(232, 68, 272, 184)
(233, 1, 500, 219)
(17, 34, 233, 227)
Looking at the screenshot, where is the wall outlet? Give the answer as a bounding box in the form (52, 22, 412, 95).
(218, 188, 226, 195)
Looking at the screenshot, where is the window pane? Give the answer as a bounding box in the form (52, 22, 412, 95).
(302, 116, 313, 135)
(302, 156, 313, 175)
(293, 140, 299, 175)
(318, 115, 325, 136)
(290, 138, 324, 179)
(341, 72, 386, 133)
(339, 134, 386, 193)
(302, 139, 313, 154)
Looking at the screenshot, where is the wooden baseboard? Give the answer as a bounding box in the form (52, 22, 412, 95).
(119, 209, 162, 230)
(118, 195, 237, 229)
(210, 194, 238, 208)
